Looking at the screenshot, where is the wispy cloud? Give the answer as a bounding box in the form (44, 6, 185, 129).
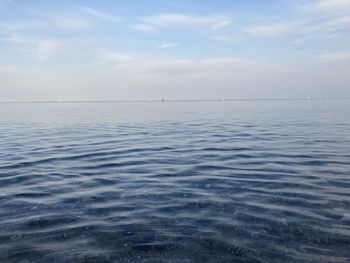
(0, 21, 35, 33)
(3, 35, 99, 61)
(325, 16, 350, 28)
(51, 16, 91, 31)
(78, 7, 121, 21)
(4, 35, 63, 60)
(36, 40, 63, 61)
(98, 50, 135, 65)
(211, 34, 244, 43)
(245, 23, 297, 37)
(314, 0, 350, 10)
(130, 24, 155, 32)
(0, 65, 21, 74)
(0, 0, 14, 4)
(98, 49, 263, 78)
(298, 0, 350, 13)
(157, 43, 180, 49)
(139, 13, 231, 31)
(210, 20, 231, 30)
(319, 51, 350, 60)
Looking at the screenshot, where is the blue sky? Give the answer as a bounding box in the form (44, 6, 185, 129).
(0, 0, 349, 100)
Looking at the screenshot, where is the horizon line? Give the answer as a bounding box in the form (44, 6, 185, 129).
(0, 97, 350, 104)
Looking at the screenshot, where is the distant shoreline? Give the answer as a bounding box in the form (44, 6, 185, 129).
(0, 97, 349, 104)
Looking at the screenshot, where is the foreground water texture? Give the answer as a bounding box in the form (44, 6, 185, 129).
(0, 101, 349, 262)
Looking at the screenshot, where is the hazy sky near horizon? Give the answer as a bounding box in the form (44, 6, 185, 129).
(0, 0, 349, 101)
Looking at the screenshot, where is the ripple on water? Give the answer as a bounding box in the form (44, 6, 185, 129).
(0, 114, 350, 262)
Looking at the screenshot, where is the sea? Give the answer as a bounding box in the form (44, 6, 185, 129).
(0, 100, 349, 262)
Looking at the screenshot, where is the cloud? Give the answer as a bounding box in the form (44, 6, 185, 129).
(299, 0, 350, 13)
(314, 0, 350, 10)
(245, 23, 297, 37)
(98, 50, 135, 64)
(0, 0, 14, 4)
(0, 21, 37, 33)
(319, 51, 350, 60)
(52, 17, 91, 31)
(157, 43, 180, 49)
(130, 24, 155, 32)
(139, 13, 231, 31)
(325, 16, 350, 28)
(0, 65, 21, 74)
(35, 40, 63, 61)
(140, 57, 261, 77)
(210, 20, 231, 30)
(4, 35, 63, 60)
(211, 34, 244, 43)
(3, 35, 99, 62)
(78, 7, 121, 21)
(98, 50, 263, 78)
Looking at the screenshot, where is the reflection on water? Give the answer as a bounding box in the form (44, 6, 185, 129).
(0, 101, 349, 262)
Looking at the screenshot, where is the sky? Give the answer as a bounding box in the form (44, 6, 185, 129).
(0, 0, 349, 101)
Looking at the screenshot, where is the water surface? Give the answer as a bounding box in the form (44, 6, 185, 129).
(0, 101, 349, 262)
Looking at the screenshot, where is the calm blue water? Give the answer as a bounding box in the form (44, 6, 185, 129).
(0, 101, 350, 262)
